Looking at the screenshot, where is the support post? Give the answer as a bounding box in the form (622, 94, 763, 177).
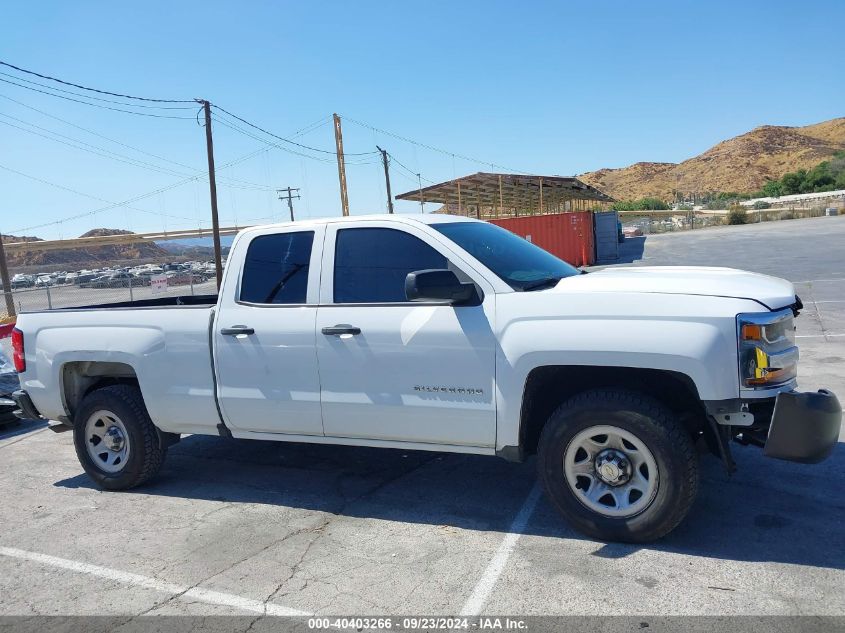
(0, 232, 14, 318)
(417, 174, 424, 213)
(539, 176, 544, 215)
(498, 175, 503, 218)
(475, 186, 481, 219)
(457, 180, 462, 215)
(333, 113, 350, 216)
(376, 146, 394, 214)
(199, 100, 223, 289)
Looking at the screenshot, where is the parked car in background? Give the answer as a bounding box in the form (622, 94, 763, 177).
(74, 273, 97, 286)
(82, 272, 134, 289)
(35, 276, 54, 288)
(11, 274, 34, 289)
(164, 271, 205, 286)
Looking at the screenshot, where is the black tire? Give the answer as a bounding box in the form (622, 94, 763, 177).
(537, 389, 698, 543)
(73, 384, 167, 490)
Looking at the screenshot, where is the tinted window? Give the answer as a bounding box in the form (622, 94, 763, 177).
(334, 228, 447, 303)
(240, 231, 313, 304)
(432, 221, 579, 290)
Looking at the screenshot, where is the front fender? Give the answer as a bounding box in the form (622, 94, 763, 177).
(495, 314, 740, 450)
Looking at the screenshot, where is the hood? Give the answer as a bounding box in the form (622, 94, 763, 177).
(554, 266, 796, 310)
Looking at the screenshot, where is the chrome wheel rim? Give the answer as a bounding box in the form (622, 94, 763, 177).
(85, 410, 130, 474)
(563, 424, 659, 518)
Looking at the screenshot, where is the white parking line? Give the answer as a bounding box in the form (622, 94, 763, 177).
(460, 483, 542, 616)
(0, 546, 309, 616)
(796, 334, 845, 338)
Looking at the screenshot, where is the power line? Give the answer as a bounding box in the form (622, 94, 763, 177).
(212, 114, 374, 165)
(3, 148, 267, 234)
(386, 151, 436, 184)
(0, 77, 194, 120)
(290, 115, 332, 138)
(212, 115, 337, 163)
(0, 71, 194, 110)
(0, 60, 195, 103)
(0, 93, 272, 190)
(212, 105, 378, 156)
(0, 163, 198, 231)
(342, 114, 529, 173)
(0, 110, 271, 190)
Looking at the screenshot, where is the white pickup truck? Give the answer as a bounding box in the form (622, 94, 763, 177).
(11, 214, 842, 542)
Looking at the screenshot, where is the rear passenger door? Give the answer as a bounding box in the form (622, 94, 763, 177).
(213, 226, 325, 435)
(315, 222, 497, 448)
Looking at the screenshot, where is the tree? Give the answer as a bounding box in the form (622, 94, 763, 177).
(760, 179, 783, 197)
(781, 170, 807, 195)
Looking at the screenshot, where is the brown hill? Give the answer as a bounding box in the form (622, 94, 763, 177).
(3, 228, 169, 269)
(579, 116, 845, 201)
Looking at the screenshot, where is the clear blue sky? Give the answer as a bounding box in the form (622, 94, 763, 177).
(2, 0, 843, 240)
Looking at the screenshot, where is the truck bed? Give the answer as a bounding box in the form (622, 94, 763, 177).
(16, 300, 222, 435)
(53, 293, 218, 311)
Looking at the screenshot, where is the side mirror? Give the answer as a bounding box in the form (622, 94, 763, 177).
(405, 269, 477, 304)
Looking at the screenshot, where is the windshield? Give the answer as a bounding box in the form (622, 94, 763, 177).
(432, 221, 580, 290)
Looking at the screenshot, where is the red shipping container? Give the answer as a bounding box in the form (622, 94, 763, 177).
(488, 212, 595, 267)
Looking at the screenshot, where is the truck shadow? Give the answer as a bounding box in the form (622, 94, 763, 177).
(0, 417, 48, 440)
(54, 434, 845, 570)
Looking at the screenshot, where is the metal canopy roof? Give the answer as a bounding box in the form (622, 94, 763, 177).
(395, 172, 614, 217)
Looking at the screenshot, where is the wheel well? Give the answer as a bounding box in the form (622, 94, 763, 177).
(519, 366, 709, 456)
(61, 361, 139, 421)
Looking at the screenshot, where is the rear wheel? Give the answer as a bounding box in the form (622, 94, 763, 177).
(73, 384, 167, 490)
(538, 389, 698, 542)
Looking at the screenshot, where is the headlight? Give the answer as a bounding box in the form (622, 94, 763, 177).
(737, 309, 798, 389)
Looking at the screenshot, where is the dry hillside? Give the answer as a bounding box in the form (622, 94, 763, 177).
(579, 116, 845, 201)
(2, 228, 168, 269)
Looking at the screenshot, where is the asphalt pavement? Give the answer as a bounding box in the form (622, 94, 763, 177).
(1, 214, 843, 624)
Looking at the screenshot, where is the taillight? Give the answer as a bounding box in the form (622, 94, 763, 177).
(11, 328, 25, 373)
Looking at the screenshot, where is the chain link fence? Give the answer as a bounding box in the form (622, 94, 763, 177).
(620, 206, 829, 235)
(1, 256, 220, 323)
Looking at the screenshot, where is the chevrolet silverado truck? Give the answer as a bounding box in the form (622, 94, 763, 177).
(11, 214, 842, 542)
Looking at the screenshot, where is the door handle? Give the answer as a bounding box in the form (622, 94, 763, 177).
(321, 324, 361, 336)
(221, 325, 255, 336)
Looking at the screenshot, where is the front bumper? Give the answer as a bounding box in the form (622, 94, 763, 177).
(763, 389, 842, 463)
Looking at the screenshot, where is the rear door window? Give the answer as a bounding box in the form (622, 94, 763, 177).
(240, 231, 314, 304)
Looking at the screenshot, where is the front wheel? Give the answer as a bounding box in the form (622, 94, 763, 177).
(538, 389, 699, 543)
(73, 384, 167, 490)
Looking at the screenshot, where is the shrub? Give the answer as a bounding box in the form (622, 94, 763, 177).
(611, 197, 670, 211)
(727, 204, 748, 225)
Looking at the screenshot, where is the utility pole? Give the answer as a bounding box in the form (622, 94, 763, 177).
(277, 187, 300, 222)
(333, 113, 350, 216)
(199, 100, 223, 289)
(376, 146, 394, 214)
(0, 232, 14, 319)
